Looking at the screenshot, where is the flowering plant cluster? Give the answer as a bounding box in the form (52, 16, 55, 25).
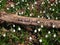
(0, 0, 60, 45)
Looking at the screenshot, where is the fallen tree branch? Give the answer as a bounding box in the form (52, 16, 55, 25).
(0, 13, 60, 28)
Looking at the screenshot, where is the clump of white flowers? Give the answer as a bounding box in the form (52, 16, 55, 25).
(19, 11, 24, 15)
(32, 4, 34, 9)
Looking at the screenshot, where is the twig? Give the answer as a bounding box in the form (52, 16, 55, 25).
(0, 13, 60, 28)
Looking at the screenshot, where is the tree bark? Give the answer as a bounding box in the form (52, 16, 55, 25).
(0, 13, 60, 28)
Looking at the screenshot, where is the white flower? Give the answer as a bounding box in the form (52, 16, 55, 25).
(43, 11, 46, 13)
(19, 12, 24, 15)
(51, 4, 54, 6)
(38, 15, 40, 18)
(21, 11, 24, 14)
(27, 7, 30, 9)
(13, 24, 15, 27)
(16, 2, 20, 5)
(48, 17, 50, 19)
(3, 33, 6, 37)
(41, 16, 44, 18)
(32, 6, 34, 9)
(18, 27, 21, 31)
(48, 1, 50, 3)
(49, 8, 52, 10)
(0, 0, 2, 3)
(34, 1, 37, 4)
(39, 39, 42, 43)
(59, 1, 60, 3)
(42, 2, 45, 4)
(29, 37, 32, 41)
(40, 11, 42, 13)
(7, 8, 9, 10)
(34, 29, 37, 33)
(41, 24, 43, 28)
(52, 9, 55, 11)
(11, 4, 14, 7)
(52, 24, 55, 28)
(22, 0, 24, 2)
(32, 5, 34, 9)
(38, 28, 41, 32)
(47, 0, 49, 1)
(27, 3, 29, 6)
(47, 15, 50, 19)
(19, 12, 21, 15)
(56, 2, 58, 4)
(45, 35, 48, 38)
(13, 29, 15, 32)
(37, 21, 40, 23)
(53, 34, 56, 38)
(30, 13, 33, 16)
(48, 31, 51, 34)
(56, 17, 58, 20)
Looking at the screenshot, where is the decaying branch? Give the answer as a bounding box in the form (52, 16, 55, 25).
(0, 13, 60, 28)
